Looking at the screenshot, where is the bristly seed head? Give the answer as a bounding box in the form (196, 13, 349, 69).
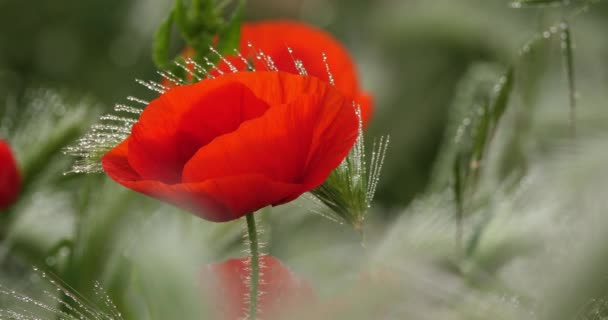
(0, 267, 123, 320)
(308, 105, 389, 231)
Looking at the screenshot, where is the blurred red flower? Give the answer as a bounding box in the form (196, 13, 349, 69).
(0, 140, 21, 210)
(102, 71, 358, 222)
(201, 255, 315, 320)
(170, 20, 373, 127)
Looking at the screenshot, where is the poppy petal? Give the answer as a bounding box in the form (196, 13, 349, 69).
(182, 81, 356, 191)
(183, 174, 301, 221)
(104, 139, 301, 220)
(101, 173, 300, 222)
(102, 138, 140, 181)
(127, 78, 270, 183)
(175, 81, 270, 165)
(169, 21, 374, 126)
(236, 21, 359, 99)
(202, 255, 315, 320)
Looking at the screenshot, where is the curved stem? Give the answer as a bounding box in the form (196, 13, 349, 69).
(245, 213, 259, 320)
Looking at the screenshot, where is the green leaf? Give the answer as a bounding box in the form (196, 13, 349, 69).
(560, 20, 576, 133)
(453, 153, 464, 217)
(490, 67, 514, 127)
(173, 0, 191, 40)
(471, 99, 490, 165)
(216, 0, 245, 55)
(510, 0, 574, 8)
(152, 10, 175, 69)
(428, 63, 504, 192)
(452, 153, 465, 253)
(189, 0, 216, 28)
(21, 121, 83, 189)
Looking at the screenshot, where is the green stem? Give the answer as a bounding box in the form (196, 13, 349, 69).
(245, 213, 259, 320)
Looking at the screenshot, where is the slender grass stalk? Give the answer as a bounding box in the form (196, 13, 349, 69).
(559, 19, 576, 136)
(245, 213, 259, 320)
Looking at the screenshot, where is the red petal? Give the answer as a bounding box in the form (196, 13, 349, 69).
(175, 81, 269, 165)
(201, 255, 315, 320)
(102, 138, 140, 181)
(127, 79, 270, 183)
(183, 73, 357, 196)
(103, 144, 301, 220)
(0, 140, 21, 210)
(180, 175, 301, 221)
(167, 21, 374, 126)
(238, 21, 359, 98)
(220, 21, 373, 127)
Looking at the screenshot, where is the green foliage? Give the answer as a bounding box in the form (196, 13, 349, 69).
(430, 63, 505, 192)
(215, 0, 245, 56)
(152, 11, 175, 69)
(151, 0, 246, 74)
(510, 0, 578, 8)
(560, 19, 577, 133)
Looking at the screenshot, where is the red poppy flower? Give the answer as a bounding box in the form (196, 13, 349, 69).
(168, 20, 373, 127)
(102, 71, 358, 222)
(0, 139, 21, 210)
(201, 255, 315, 320)
(239, 21, 372, 126)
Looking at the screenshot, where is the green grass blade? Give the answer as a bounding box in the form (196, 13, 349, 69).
(560, 20, 577, 134)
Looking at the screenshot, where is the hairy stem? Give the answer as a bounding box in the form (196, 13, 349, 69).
(245, 213, 259, 320)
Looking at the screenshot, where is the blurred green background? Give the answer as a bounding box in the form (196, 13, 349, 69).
(2, 1, 608, 319)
